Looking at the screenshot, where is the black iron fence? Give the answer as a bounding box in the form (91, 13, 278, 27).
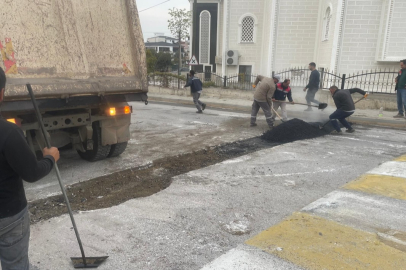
(148, 68, 399, 93)
(274, 67, 398, 93)
(148, 72, 187, 89)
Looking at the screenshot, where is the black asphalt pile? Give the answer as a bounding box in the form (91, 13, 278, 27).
(261, 118, 328, 143)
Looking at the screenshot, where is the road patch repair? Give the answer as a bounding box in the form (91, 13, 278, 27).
(202, 154, 406, 269)
(262, 119, 329, 143)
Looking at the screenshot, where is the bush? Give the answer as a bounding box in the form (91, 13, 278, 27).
(203, 81, 216, 88)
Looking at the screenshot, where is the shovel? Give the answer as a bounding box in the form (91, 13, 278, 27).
(27, 84, 108, 269)
(271, 107, 286, 123)
(278, 100, 328, 110)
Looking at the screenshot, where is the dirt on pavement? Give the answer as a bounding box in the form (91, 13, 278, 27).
(29, 137, 277, 224)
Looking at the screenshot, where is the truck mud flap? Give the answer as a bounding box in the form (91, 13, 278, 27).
(99, 115, 131, 146)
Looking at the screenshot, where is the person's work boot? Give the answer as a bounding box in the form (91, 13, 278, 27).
(346, 128, 355, 133)
(202, 104, 206, 111)
(250, 123, 258, 127)
(196, 110, 203, 114)
(330, 130, 343, 135)
(393, 113, 404, 118)
(304, 107, 312, 112)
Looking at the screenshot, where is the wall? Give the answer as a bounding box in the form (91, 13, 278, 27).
(225, 0, 268, 75)
(273, 0, 320, 71)
(339, 0, 399, 74)
(316, 0, 339, 70)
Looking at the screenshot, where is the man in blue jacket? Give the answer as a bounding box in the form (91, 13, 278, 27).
(303, 62, 320, 111)
(184, 70, 207, 113)
(0, 67, 60, 269)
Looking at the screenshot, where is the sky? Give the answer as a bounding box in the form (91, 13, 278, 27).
(137, 0, 190, 41)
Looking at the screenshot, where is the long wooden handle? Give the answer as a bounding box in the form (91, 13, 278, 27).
(276, 100, 318, 107)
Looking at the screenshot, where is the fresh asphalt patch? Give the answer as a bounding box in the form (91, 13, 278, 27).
(28, 137, 278, 223)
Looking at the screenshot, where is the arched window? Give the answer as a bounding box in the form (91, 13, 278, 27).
(199, 10, 211, 64)
(322, 7, 332, 41)
(240, 16, 255, 43)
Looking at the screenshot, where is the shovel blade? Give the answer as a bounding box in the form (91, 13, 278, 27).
(71, 256, 109, 268)
(318, 103, 328, 110)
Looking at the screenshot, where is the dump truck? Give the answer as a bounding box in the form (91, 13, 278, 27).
(0, 0, 148, 161)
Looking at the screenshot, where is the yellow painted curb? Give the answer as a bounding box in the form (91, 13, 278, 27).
(246, 212, 406, 270)
(394, 155, 406, 162)
(344, 174, 406, 200)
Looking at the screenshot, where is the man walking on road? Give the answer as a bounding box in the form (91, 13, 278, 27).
(272, 79, 294, 122)
(0, 67, 60, 270)
(251, 75, 276, 128)
(328, 85, 367, 135)
(184, 70, 206, 113)
(394, 59, 406, 119)
(303, 62, 320, 111)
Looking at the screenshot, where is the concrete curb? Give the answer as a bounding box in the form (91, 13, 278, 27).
(147, 95, 406, 130)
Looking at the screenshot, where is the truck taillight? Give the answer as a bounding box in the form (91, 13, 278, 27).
(106, 106, 132, 116)
(124, 106, 131, 114)
(7, 118, 16, 124)
(109, 108, 116, 116)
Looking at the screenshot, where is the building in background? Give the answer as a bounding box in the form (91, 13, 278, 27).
(189, 0, 406, 77)
(145, 33, 181, 53)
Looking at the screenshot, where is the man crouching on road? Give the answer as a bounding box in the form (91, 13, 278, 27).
(184, 70, 206, 113)
(0, 67, 60, 270)
(328, 85, 367, 135)
(251, 75, 276, 128)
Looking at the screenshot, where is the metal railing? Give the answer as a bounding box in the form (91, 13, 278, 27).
(275, 67, 399, 93)
(148, 68, 399, 94)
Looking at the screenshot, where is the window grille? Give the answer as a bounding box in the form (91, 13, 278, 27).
(200, 11, 211, 64)
(241, 16, 255, 43)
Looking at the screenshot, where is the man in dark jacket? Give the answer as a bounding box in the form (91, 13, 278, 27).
(0, 67, 60, 269)
(394, 59, 406, 118)
(328, 85, 367, 134)
(272, 79, 294, 121)
(184, 70, 206, 113)
(303, 62, 320, 111)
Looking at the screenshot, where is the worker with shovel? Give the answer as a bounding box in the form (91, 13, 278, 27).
(0, 67, 60, 270)
(272, 79, 294, 122)
(251, 75, 276, 128)
(328, 85, 367, 135)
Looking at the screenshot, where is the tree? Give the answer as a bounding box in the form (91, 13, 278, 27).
(146, 49, 157, 73)
(173, 50, 187, 67)
(156, 52, 172, 72)
(168, 8, 191, 76)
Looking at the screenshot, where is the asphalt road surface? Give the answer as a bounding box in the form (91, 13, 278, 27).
(21, 101, 406, 270)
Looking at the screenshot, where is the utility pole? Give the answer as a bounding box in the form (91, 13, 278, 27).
(178, 30, 181, 76)
(193, 0, 198, 69)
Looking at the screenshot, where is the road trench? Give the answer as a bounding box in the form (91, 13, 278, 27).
(28, 119, 330, 223)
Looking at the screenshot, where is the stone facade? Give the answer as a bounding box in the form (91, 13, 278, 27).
(189, 0, 405, 77)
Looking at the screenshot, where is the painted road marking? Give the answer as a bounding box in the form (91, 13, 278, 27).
(344, 174, 406, 200)
(367, 161, 406, 178)
(302, 190, 406, 236)
(394, 155, 406, 162)
(246, 212, 406, 270)
(200, 245, 304, 270)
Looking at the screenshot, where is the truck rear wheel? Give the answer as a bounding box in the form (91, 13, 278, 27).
(77, 122, 111, 162)
(108, 142, 128, 158)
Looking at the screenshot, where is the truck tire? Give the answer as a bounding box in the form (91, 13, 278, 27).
(108, 142, 128, 158)
(77, 122, 111, 162)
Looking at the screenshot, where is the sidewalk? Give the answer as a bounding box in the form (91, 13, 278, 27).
(201, 154, 406, 270)
(148, 92, 406, 129)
